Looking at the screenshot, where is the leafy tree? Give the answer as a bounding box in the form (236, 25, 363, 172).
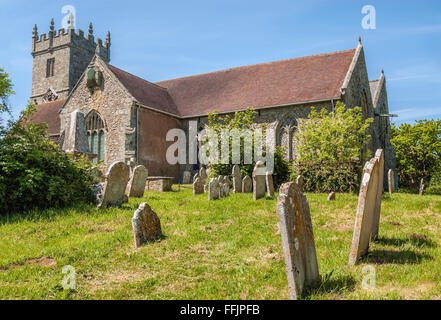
(293, 102, 373, 193)
(390, 119, 441, 190)
(0, 67, 14, 113)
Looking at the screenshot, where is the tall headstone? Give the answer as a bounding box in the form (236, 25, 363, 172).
(132, 202, 162, 248)
(128, 165, 148, 198)
(208, 178, 220, 201)
(266, 172, 275, 198)
(348, 152, 382, 265)
(193, 177, 204, 195)
(253, 161, 266, 200)
(296, 175, 304, 191)
(387, 169, 395, 195)
(242, 175, 252, 193)
(277, 181, 320, 300)
(371, 149, 384, 240)
(199, 167, 208, 184)
(98, 161, 130, 209)
(182, 171, 191, 184)
(419, 178, 424, 196)
(232, 165, 242, 193)
(62, 110, 92, 155)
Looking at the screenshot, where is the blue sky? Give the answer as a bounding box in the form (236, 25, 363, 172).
(0, 0, 440, 124)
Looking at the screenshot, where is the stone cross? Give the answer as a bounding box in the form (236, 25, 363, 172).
(242, 175, 252, 193)
(128, 165, 148, 198)
(253, 161, 266, 200)
(182, 171, 191, 184)
(387, 169, 395, 195)
(98, 161, 130, 209)
(266, 172, 275, 197)
(277, 181, 320, 300)
(348, 149, 383, 265)
(193, 177, 204, 195)
(132, 202, 162, 248)
(232, 165, 242, 193)
(327, 192, 336, 201)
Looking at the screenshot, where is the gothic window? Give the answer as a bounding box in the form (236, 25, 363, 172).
(46, 58, 55, 77)
(276, 113, 298, 161)
(85, 110, 105, 163)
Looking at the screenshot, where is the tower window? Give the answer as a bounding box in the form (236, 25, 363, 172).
(46, 58, 55, 77)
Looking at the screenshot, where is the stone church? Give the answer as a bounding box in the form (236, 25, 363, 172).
(29, 20, 396, 184)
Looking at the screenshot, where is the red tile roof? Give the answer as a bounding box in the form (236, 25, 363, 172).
(28, 99, 65, 136)
(156, 48, 356, 117)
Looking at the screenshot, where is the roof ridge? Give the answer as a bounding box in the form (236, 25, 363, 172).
(156, 48, 356, 84)
(107, 64, 169, 91)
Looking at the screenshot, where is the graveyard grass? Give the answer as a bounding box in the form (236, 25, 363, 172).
(0, 188, 440, 300)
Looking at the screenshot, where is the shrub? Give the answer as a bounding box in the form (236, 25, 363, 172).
(0, 104, 95, 214)
(425, 185, 441, 195)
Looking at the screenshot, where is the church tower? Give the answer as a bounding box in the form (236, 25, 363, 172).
(30, 18, 110, 104)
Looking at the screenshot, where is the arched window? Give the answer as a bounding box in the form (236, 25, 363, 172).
(85, 110, 105, 163)
(276, 113, 298, 161)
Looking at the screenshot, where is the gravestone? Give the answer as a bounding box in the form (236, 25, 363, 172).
(232, 165, 242, 193)
(183, 171, 191, 184)
(348, 152, 381, 265)
(194, 173, 200, 182)
(62, 110, 92, 156)
(266, 172, 275, 197)
(388, 169, 394, 195)
(225, 176, 230, 187)
(193, 177, 204, 195)
(253, 161, 266, 200)
(200, 167, 208, 184)
(371, 149, 384, 240)
(296, 175, 304, 191)
(242, 175, 252, 193)
(208, 178, 220, 200)
(277, 181, 320, 300)
(327, 192, 336, 201)
(224, 183, 230, 197)
(419, 178, 424, 196)
(98, 161, 130, 209)
(128, 165, 148, 198)
(132, 202, 162, 248)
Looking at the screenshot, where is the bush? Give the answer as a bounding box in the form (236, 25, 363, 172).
(425, 185, 441, 195)
(0, 104, 95, 214)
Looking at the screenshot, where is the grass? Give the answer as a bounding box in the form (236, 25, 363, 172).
(0, 186, 440, 300)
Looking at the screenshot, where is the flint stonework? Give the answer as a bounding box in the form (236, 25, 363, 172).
(253, 161, 266, 200)
(98, 161, 130, 209)
(128, 165, 148, 197)
(132, 202, 162, 248)
(277, 181, 320, 300)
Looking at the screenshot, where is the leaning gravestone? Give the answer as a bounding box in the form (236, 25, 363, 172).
(277, 181, 320, 300)
(371, 149, 384, 240)
(266, 172, 275, 197)
(388, 169, 394, 195)
(183, 171, 191, 184)
(193, 177, 204, 195)
(253, 161, 266, 200)
(132, 202, 162, 248)
(128, 165, 148, 198)
(242, 175, 252, 193)
(348, 152, 381, 265)
(98, 161, 130, 209)
(296, 175, 304, 191)
(232, 165, 242, 193)
(327, 192, 336, 201)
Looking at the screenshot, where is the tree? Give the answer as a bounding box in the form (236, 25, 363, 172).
(293, 102, 373, 192)
(0, 67, 14, 129)
(390, 119, 441, 190)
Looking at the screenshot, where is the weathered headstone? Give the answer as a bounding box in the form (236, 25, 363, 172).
(371, 149, 384, 240)
(327, 192, 336, 201)
(132, 202, 162, 248)
(62, 110, 92, 155)
(253, 161, 266, 200)
(194, 173, 200, 182)
(387, 169, 394, 195)
(182, 171, 191, 184)
(224, 183, 230, 197)
(232, 165, 242, 193)
(193, 177, 204, 195)
(277, 181, 320, 300)
(296, 175, 304, 191)
(208, 178, 220, 200)
(128, 165, 148, 198)
(419, 178, 424, 196)
(348, 152, 382, 265)
(98, 161, 130, 209)
(199, 167, 208, 184)
(242, 175, 252, 193)
(266, 172, 275, 198)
